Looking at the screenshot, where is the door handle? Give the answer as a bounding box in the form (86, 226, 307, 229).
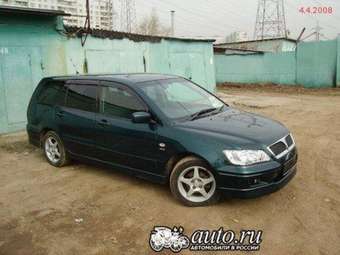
(98, 119, 109, 126)
(56, 111, 65, 118)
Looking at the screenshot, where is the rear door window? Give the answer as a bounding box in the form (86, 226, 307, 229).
(37, 81, 66, 106)
(65, 84, 97, 112)
(100, 85, 146, 119)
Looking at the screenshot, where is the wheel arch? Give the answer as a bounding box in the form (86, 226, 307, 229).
(164, 152, 217, 182)
(39, 128, 55, 147)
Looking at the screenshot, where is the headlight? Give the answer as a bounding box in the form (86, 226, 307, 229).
(223, 150, 271, 166)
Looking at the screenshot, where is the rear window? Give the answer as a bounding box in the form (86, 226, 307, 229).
(65, 84, 97, 112)
(37, 81, 66, 106)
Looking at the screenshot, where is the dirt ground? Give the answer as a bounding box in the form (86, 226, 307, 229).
(1, 86, 340, 255)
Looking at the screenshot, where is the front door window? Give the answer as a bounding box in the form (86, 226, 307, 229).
(100, 86, 146, 119)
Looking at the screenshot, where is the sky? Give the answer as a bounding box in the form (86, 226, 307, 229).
(130, 0, 340, 41)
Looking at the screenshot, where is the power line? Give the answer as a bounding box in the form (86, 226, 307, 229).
(134, 0, 339, 40)
(144, 0, 241, 31)
(133, 1, 225, 35)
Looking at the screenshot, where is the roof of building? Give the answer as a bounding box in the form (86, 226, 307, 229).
(48, 73, 181, 85)
(0, 5, 70, 16)
(214, 47, 265, 54)
(65, 26, 216, 43)
(214, 37, 297, 46)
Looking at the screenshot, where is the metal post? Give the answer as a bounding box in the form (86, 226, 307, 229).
(315, 21, 321, 41)
(86, 0, 90, 29)
(171, 10, 175, 36)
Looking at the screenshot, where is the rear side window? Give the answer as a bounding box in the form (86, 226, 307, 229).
(37, 81, 66, 106)
(100, 86, 145, 119)
(65, 84, 97, 112)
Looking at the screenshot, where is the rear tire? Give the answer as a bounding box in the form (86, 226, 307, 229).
(42, 131, 70, 167)
(170, 156, 220, 207)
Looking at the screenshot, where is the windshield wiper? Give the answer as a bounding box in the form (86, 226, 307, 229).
(189, 107, 219, 121)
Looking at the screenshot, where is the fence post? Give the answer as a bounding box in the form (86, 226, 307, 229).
(337, 36, 340, 87)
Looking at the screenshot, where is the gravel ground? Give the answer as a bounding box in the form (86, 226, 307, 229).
(1, 87, 340, 255)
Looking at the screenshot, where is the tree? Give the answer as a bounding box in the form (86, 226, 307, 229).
(137, 9, 171, 36)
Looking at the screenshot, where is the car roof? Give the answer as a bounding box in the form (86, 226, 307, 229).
(47, 73, 180, 85)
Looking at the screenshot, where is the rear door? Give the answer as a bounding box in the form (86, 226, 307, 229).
(56, 80, 98, 158)
(95, 82, 158, 173)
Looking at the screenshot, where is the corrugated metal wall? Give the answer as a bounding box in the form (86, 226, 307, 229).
(0, 14, 215, 134)
(215, 38, 339, 88)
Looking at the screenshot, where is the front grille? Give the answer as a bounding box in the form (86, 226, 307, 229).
(287, 147, 297, 161)
(268, 134, 296, 159)
(270, 141, 286, 155)
(286, 134, 293, 147)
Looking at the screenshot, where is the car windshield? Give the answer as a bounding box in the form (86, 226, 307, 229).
(139, 78, 225, 121)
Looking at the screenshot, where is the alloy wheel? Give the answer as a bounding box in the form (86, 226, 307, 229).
(45, 137, 61, 164)
(177, 166, 216, 203)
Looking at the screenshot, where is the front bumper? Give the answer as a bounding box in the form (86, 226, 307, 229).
(217, 153, 297, 198)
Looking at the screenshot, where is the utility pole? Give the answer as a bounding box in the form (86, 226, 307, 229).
(254, 0, 287, 40)
(85, 0, 90, 29)
(170, 10, 175, 36)
(314, 21, 322, 41)
(120, 0, 136, 33)
(301, 21, 325, 41)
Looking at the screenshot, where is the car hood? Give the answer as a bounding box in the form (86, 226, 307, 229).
(175, 107, 289, 147)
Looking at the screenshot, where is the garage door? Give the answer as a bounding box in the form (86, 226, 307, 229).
(0, 47, 42, 133)
(169, 52, 208, 88)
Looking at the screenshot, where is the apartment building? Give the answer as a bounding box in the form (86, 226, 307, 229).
(0, 0, 114, 30)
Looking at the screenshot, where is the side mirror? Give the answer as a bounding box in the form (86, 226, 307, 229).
(132, 112, 152, 124)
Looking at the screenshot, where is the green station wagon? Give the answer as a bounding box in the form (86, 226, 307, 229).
(27, 74, 297, 206)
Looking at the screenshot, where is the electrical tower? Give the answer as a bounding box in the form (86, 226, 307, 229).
(120, 0, 136, 33)
(254, 0, 287, 40)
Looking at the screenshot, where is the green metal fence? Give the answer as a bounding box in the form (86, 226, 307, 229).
(0, 14, 215, 134)
(215, 38, 339, 88)
(215, 52, 296, 85)
(297, 40, 337, 88)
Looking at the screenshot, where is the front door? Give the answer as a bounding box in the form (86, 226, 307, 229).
(95, 82, 158, 173)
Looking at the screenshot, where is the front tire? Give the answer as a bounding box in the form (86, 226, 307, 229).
(42, 131, 69, 167)
(170, 156, 220, 207)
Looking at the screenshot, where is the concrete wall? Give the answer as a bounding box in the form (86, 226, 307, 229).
(215, 38, 339, 88)
(0, 14, 215, 134)
(215, 52, 296, 85)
